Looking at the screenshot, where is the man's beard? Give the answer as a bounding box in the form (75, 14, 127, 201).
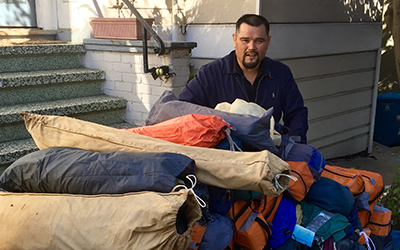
(242, 51, 260, 69)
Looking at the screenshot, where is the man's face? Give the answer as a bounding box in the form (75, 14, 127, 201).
(233, 23, 271, 70)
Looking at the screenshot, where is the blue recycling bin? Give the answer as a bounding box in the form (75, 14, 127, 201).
(374, 92, 400, 147)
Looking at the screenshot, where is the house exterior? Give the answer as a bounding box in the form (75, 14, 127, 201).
(2, 0, 383, 159)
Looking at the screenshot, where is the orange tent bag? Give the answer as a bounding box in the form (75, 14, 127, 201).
(123, 114, 231, 148)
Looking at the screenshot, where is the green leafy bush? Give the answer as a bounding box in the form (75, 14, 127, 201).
(380, 167, 400, 230)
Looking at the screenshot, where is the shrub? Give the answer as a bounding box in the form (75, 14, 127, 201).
(380, 167, 400, 230)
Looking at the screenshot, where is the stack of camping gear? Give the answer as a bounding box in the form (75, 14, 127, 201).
(0, 90, 394, 250)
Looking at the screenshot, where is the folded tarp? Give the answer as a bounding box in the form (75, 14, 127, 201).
(0, 189, 201, 250)
(20, 112, 291, 197)
(123, 113, 230, 148)
(0, 147, 195, 194)
(145, 90, 283, 153)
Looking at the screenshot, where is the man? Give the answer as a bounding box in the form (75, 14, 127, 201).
(179, 14, 308, 144)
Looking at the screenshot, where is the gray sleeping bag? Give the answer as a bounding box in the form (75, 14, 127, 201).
(0, 147, 196, 194)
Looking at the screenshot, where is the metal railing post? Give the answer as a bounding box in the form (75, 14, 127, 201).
(120, 0, 167, 78)
(121, 0, 165, 56)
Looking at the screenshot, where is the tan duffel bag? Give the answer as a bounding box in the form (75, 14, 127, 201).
(0, 188, 201, 250)
(20, 112, 290, 197)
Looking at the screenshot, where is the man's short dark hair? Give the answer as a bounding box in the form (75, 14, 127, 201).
(236, 14, 270, 35)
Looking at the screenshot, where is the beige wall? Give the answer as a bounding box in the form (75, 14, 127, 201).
(184, 0, 256, 24)
(37, 0, 257, 42)
(37, 0, 178, 42)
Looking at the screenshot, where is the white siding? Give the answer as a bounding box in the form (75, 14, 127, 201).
(186, 21, 382, 159)
(187, 22, 382, 63)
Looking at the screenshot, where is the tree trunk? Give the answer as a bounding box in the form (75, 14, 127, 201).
(393, 0, 400, 84)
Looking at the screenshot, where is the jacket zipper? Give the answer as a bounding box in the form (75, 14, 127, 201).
(233, 74, 250, 101)
(233, 74, 266, 103)
(254, 75, 265, 103)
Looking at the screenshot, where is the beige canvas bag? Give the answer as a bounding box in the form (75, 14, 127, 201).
(20, 112, 290, 197)
(0, 189, 201, 250)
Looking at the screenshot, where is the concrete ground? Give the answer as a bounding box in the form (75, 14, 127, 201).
(325, 141, 400, 186)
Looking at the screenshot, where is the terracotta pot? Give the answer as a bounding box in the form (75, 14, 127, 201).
(90, 17, 154, 40)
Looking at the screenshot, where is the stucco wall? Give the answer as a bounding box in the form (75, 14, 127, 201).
(184, 0, 256, 24)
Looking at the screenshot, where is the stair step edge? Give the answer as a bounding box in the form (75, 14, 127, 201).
(0, 68, 105, 88)
(0, 43, 86, 56)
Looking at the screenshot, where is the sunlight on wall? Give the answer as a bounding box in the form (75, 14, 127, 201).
(341, 0, 382, 21)
(382, 1, 394, 54)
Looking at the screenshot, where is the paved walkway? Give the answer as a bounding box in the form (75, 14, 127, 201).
(325, 142, 400, 186)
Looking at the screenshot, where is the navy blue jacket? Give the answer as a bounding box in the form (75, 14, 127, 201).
(179, 51, 308, 144)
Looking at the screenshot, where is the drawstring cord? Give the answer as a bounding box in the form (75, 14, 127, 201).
(359, 231, 376, 250)
(224, 127, 242, 152)
(274, 173, 298, 190)
(173, 174, 207, 208)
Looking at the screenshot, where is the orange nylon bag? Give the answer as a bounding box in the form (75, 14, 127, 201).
(368, 204, 392, 236)
(226, 194, 282, 250)
(228, 199, 271, 250)
(321, 165, 365, 198)
(123, 113, 231, 148)
(286, 161, 315, 202)
(257, 194, 283, 222)
(358, 209, 371, 228)
(187, 222, 207, 250)
(353, 168, 384, 212)
(322, 166, 384, 212)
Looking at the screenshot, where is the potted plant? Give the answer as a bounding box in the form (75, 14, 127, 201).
(90, 0, 154, 40)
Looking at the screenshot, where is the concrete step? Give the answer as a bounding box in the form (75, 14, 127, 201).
(0, 43, 86, 73)
(0, 68, 105, 106)
(0, 138, 38, 172)
(0, 95, 127, 143)
(0, 68, 105, 88)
